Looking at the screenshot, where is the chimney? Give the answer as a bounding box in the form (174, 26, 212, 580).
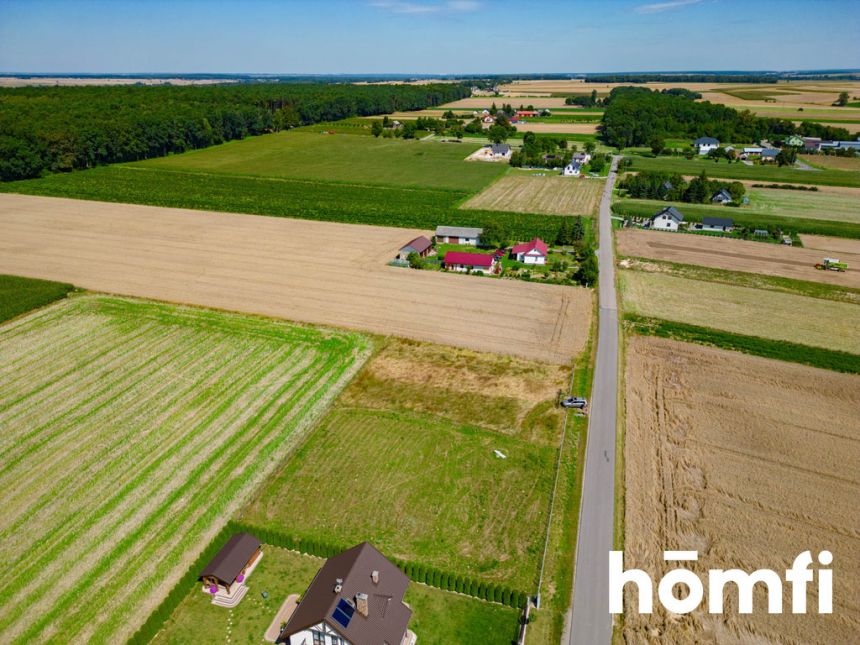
(355, 593, 369, 617)
(334, 578, 343, 594)
(371, 570, 379, 584)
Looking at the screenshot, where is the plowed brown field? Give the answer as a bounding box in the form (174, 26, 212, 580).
(624, 336, 860, 644)
(616, 228, 860, 288)
(0, 194, 590, 363)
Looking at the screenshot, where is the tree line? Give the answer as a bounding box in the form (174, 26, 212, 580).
(0, 82, 470, 181)
(599, 86, 851, 149)
(620, 170, 746, 204)
(585, 74, 779, 84)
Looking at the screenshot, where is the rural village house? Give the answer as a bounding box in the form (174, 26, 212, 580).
(760, 148, 780, 162)
(277, 542, 415, 645)
(571, 152, 591, 165)
(711, 188, 732, 204)
(435, 225, 482, 246)
(563, 160, 582, 177)
(490, 143, 511, 158)
(650, 206, 684, 231)
(515, 110, 538, 118)
(693, 136, 720, 155)
(397, 236, 433, 261)
(444, 250, 497, 273)
(511, 238, 548, 265)
(198, 533, 262, 608)
(700, 216, 734, 232)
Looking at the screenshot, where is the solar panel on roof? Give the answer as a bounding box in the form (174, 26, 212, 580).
(337, 599, 355, 617)
(332, 599, 355, 628)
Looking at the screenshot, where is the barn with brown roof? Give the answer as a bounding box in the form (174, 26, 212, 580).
(277, 542, 415, 645)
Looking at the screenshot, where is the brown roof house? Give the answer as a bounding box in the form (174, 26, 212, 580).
(198, 532, 262, 608)
(277, 542, 416, 645)
(397, 236, 433, 261)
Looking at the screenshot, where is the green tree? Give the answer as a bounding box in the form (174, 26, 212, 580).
(649, 135, 664, 156)
(835, 91, 850, 107)
(487, 124, 509, 143)
(584, 140, 597, 155)
(406, 251, 424, 269)
(776, 147, 797, 167)
(371, 121, 383, 137)
(480, 221, 511, 247)
(575, 251, 598, 286)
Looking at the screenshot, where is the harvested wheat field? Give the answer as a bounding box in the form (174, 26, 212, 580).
(0, 194, 590, 363)
(461, 174, 604, 216)
(616, 228, 860, 288)
(0, 294, 367, 643)
(620, 271, 860, 353)
(440, 96, 575, 109)
(509, 122, 599, 134)
(798, 234, 860, 255)
(624, 336, 860, 644)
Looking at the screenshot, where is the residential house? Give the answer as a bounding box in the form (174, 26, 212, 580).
(490, 143, 511, 158)
(511, 238, 548, 265)
(784, 134, 805, 147)
(199, 533, 262, 608)
(397, 236, 433, 261)
(277, 542, 415, 645)
(803, 137, 822, 152)
(482, 115, 495, 124)
(516, 110, 538, 118)
(444, 251, 497, 273)
(740, 146, 763, 160)
(760, 148, 780, 162)
(650, 206, 684, 231)
(562, 160, 582, 177)
(571, 152, 591, 164)
(711, 188, 733, 204)
(694, 137, 720, 155)
(700, 216, 734, 232)
(435, 226, 482, 245)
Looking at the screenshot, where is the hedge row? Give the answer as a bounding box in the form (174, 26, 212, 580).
(231, 520, 529, 609)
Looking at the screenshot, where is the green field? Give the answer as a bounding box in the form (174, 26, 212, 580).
(154, 547, 520, 645)
(612, 197, 860, 239)
(139, 131, 505, 191)
(240, 407, 556, 589)
(0, 273, 74, 323)
(626, 154, 860, 187)
(619, 271, 860, 354)
(0, 295, 367, 644)
(0, 133, 571, 241)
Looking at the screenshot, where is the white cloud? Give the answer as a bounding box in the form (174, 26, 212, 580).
(635, 0, 704, 14)
(369, 0, 480, 14)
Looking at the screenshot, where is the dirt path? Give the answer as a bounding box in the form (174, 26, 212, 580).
(0, 194, 590, 363)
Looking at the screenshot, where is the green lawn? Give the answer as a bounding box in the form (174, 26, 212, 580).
(0, 295, 367, 644)
(0, 274, 74, 323)
(240, 407, 556, 590)
(626, 154, 860, 187)
(153, 547, 520, 645)
(139, 131, 504, 192)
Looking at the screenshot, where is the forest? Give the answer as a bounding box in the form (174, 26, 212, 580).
(619, 170, 745, 203)
(599, 86, 851, 148)
(0, 82, 469, 181)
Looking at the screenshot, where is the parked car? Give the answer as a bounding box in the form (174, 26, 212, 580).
(561, 396, 587, 409)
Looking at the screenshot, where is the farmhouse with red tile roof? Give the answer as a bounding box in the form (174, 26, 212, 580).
(443, 251, 496, 273)
(511, 238, 548, 265)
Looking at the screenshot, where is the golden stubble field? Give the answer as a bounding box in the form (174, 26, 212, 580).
(616, 228, 860, 288)
(461, 173, 604, 216)
(623, 336, 860, 644)
(0, 193, 591, 363)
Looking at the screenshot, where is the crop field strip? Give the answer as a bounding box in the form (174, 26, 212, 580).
(619, 271, 860, 355)
(461, 173, 604, 216)
(615, 228, 860, 288)
(0, 295, 368, 643)
(623, 337, 860, 644)
(0, 274, 75, 323)
(0, 194, 590, 363)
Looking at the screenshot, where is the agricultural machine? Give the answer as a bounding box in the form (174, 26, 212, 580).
(815, 258, 848, 272)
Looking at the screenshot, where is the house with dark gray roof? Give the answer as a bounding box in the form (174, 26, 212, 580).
(701, 216, 734, 232)
(693, 137, 720, 154)
(760, 148, 780, 162)
(650, 206, 684, 231)
(490, 143, 511, 158)
(711, 188, 733, 204)
(277, 542, 415, 645)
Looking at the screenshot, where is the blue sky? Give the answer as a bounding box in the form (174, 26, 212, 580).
(0, 0, 858, 74)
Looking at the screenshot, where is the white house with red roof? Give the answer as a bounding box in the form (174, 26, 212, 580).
(511, 238, 548, 265)
(443, 251, 497, 273)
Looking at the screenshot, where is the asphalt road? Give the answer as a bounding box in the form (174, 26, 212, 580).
(567, 156, 621, 645)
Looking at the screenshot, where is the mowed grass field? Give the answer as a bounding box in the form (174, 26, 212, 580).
(0, 273, 74, 323)
(747, 187, 860, 223)
(627, 155, 860, 188)
(462, 173, 604, 216)
(0, 295, 368, 643)
(155, 548, 520, 645)
(138, 131, 505, 191)
(802, 154, 860, 171)
(619, 270, 860, 354)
